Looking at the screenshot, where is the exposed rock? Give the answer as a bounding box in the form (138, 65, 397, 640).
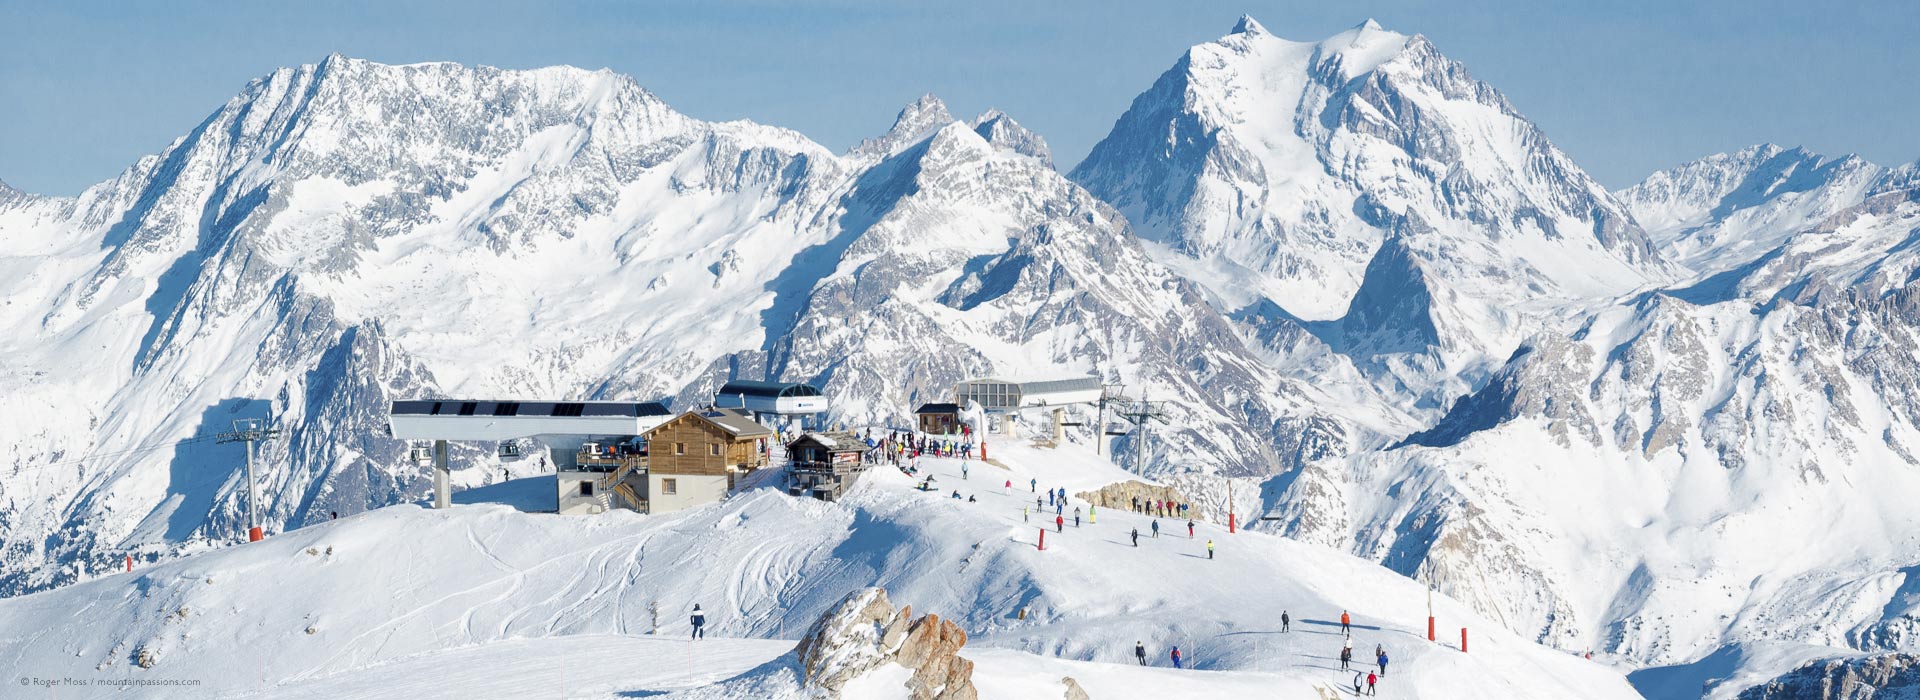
(1737, 653, 1920, 700)
(1061, 675, 1092, 700)
(796, 587, 977, 700)
(1076, 481, 1196, 518)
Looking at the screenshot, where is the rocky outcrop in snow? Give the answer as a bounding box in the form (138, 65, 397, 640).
(1738, 654, 1920, 700)
(796, 588, 976, 700)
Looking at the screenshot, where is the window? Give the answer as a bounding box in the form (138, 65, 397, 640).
(578, 481, 594, 497)
(662, 478, 677, 495)
(709, 443, 721, 456)
(675, 442, 686, 455)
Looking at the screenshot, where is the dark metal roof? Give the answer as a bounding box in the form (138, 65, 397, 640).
(717, 380, 823, 398)
(390, 400, 672, 418)
(915, 403, 961, 414)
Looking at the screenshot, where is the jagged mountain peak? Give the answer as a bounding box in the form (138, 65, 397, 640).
(968, 108, 1053, 167)
(1230, 14, 1267, 35)
(850, 93, 958, 160)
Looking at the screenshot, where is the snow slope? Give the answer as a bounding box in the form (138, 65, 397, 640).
(0, 438, 1637, 700)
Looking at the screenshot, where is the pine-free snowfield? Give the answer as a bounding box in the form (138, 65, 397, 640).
(0, 437, 1640, 699)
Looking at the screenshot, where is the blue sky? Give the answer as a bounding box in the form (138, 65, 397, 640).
(3, 0, 1916, 195)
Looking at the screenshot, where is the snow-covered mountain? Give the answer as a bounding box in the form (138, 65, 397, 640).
(1060, 16, 1920, 699)
(1071, 15, 1672, 403)
(0, 54, 1347, 598)
(1618, 144, 1917, 278)
(5, 16, 1920, 700)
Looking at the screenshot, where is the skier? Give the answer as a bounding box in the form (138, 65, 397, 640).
(1281, 611, 1290, 632)
(1206, 538, 1214, 560)
(1353, 672, 1363, 696)
(1048, 491, 1055, 507)
(1074, 512, 1081, 528)
(1130, 528, 1139, 547)
(1134, 640, 1147, 666)
(1340, 645, 1351, 671)
(1030, 478, 1037, 493)
(1366, 672, 1377, 696)
(1056, 514, 1064, 533)
(962, 463, 969, 480)
(1089, 505, 1097, 524)
(1340, 610, 1351, 635)
(1023, 506, 1029, 523)
(1151, 520, 1160, 538)
(1170, 646, 1183, 669)
(1378, 650, 1389, 675)
(1131, 496, 1140, 512)
(691, 604, 706, 640)
(1187, 520, 1195, 538)
(1004, 479, 1011, 494)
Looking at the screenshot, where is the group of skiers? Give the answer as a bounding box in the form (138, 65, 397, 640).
(1331, 610, 1389, 696)
(863, 428, 976, 465)
(1128, 495, 1192, 519)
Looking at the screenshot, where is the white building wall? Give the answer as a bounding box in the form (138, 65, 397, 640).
(556, 471, 608, 515)
(647, 473, 730, 514)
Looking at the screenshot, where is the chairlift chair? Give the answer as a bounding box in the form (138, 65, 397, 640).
(497, 442, 523, 460)
(409, 443, 434, 465)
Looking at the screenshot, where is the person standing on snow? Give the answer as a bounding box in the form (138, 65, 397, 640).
(1206, 539, 1214, 559)
(1340, 610, 1351, 635)
(1339, 645, 1352, 671)
(1187, 520, 1195, 538)
(1170, 646, 1183, 669)
(1366, 671, 1377, 695)
(1378, 650, 1389, 675)
(1281, 611, 1290, 632)
(1030, 478, 1037, 493)
(691, 604, 707, 640)
(1056, 514, 1064, 533)
(1134, 641, 1147, 665)
(1089, 505, 1097, 524)
(1004, 479, 1011, 494)
(1151, 519, 1160, 538)
(962, 463, 969, 480)
(1023, 506, 1029, 522)
(1130, 528, 1139, 546)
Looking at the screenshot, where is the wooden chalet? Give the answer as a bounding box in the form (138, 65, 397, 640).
(914, 403, 963, 435)
(786, 431, 873, 501)
(637, 408, 773, 514)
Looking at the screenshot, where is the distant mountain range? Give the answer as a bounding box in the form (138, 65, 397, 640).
(3, 15, 1916, 699)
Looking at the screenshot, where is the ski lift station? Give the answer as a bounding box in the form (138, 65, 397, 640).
(953, 376, 1107, 441)
(390, 399, 674, 515)
(387, 398, 786, 516)
(712, 380, 828, 420)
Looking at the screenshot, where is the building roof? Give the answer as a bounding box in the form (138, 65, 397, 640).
(391, 400, 672, 418)
(717, 380, 823, 399)
(699, 408, 775, 438)
(1015, 377, 1104, 395)
(915, 403, 962, 414)
(787, 431, 870, 453)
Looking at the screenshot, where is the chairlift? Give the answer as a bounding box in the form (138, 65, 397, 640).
(1103, 423, 1131, 436)
(409, 443, 434, 465)
(497, 442, 523, 460)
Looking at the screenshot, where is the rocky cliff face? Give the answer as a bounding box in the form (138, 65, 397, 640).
(1739, 654, 1920, 700)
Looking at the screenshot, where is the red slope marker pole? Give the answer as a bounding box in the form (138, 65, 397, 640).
(1038, 528, 1046, 551)
(1429, 616, 1436, 642)
(1461, 627, 1468, 653)
(125, 554, 132, 573)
